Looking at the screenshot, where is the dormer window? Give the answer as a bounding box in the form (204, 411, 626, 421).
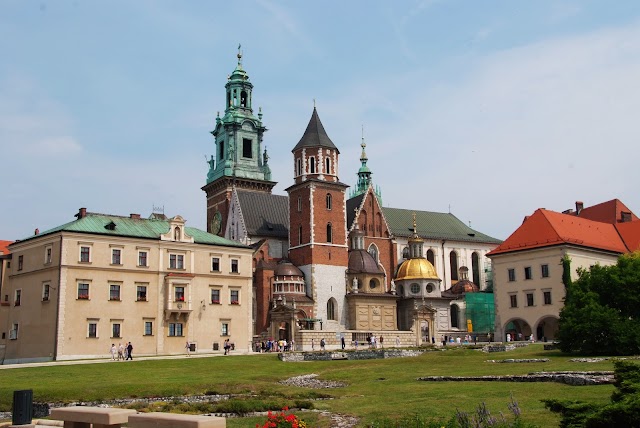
(105, 221, 116, 231)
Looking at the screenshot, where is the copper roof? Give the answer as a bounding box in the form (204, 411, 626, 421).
(347, 250, 382, 274)
(274, 261, 304, 277)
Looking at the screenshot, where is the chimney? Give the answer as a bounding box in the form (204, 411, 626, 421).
(34, 228, 39, 235)
(575, 201, 584, 215)
(74, 207, 87, 219)
(621, 211, 632, 223)
(130, 213, 141, 219)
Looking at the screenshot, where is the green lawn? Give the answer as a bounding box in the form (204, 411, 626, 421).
(0, 345, 618, 427)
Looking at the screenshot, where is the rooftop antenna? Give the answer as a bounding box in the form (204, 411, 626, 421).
(152, 205, 164, 214)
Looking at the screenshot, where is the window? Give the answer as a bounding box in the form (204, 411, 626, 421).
(524, 267, 532, 280)
(309, 156, 316, 173)
(109, 285, 121, 301)
(175, 287, 185, 302)
(541, 264, 549, 278)
(9, 323, 18, 340)
(138, 251, 148, 267)
(297, 197, 302, 212)
(410, 283, 420, 294)
(296, 158, 302, 176)
(169, 254, 184, 269)
(211, 289, 220, 304)
(526, 293, 534, 307)
(510, 295, 518, 308)
(88, 323, 97, 338)
(426, 283, 434, 293)
(544, 291, 552, 305)
(136, 285, 147, 301)
(42, 283, 50, 301)
(326, 193, 332, 210)
(18, 255, 23, 271)
(508, 269, 516, 282)
(45, 246, 52, 264)
(368, 244, 378, 262)
(221, 323, 229, 336)
(242, 138, 252, 158)
(450, 304, 460, 328)
(327, 299, 336, 320)
(80, 246, 91, 263)
(426, 249, 435, 267)
(325, 157, 331, 174)
(144, 321, 153, 336)
(211, 257, 220, 272)
(78, 283, 89, 299)
(112, 249, 122, 265)
(112, 323, 121, 338)
(219, 140, 225, 161)
(326, 223, 332, 243)
(15, 289, 21, 306)
(298, 226, 303, 245)
(169, 323, 183, 337)
(450, 251, 459, 280)
(230, 290, 239, 304)
(231, 259, 239, 273)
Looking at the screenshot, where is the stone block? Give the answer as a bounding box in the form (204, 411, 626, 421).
(49, 407, 136, 428)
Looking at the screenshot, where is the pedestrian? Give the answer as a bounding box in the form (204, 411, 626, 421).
(395, 335, 400, 347)
(474, 335, 478, 345)
(320, 338, 326, 351)
(224, 339, 230, 355)
(311, 338, 315, 350)
(341, 336, 345, 350)
(431, 336, 435, 344)
(110, 344, 117, 360)
(441, 335, 445, 346)
(126, 342, 133, 360)
(354, 340, 358, 349)
(118, 343, 124, 360)
(185, 341, 191, 356)
(291, 339, 295, 351)
(380, 336, 384, 348)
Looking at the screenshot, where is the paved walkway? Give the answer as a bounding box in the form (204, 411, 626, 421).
(0, 351, 261, 370)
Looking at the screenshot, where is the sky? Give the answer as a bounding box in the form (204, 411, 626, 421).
(2, 1, 640, 242)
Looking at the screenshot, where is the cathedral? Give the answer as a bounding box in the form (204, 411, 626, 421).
(203, 49, 501, 349)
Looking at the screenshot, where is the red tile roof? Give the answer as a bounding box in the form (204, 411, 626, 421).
(488, 209, 628, 256)
(616, 221, 640, 253)
(0, 240, 12, 255)
(577, 199, 639, 224)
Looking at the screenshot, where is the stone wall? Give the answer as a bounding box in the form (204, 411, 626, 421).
(294, 330, 416, 351)
(278, 349, 425, 362)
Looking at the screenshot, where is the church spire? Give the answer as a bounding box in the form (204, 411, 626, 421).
(349, 126, 382, 203)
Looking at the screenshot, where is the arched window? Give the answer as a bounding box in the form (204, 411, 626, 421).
(326, 193, 332, 210)
(325, 157, 331, 174)
(309, 156, 316, 174)
(450, 251, 459, 281)
(427, 249, 435, 267)
(240, 90, 247, 107)
(472, 252, 480, 286)
(298, 226, 302, 245)
(369, 279, 378, 290)
(296, 158, 302, 176)
(402, 246, 410, 259)
(451, 304, 460, 328)
(327, 298, 337, 320)
(368, 244, 378, 262)
(326, 223, 332, 243)
(174, 227, 181, 241)
(232, 89, 237, 106)
(297, 196, 302, 212)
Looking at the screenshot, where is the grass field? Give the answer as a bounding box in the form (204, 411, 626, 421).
(0, 345, 618, 427)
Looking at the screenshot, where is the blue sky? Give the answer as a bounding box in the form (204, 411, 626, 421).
(2, 1, 640, 242)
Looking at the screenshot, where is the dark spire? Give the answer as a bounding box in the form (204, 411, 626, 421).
(292, 107, 339, 153)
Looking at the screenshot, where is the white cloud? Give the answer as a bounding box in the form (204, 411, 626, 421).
(32, 136, 82, 155)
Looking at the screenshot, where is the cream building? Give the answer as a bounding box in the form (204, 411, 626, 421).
(0, 208, 253, 364)
(488, 200, 640, 342)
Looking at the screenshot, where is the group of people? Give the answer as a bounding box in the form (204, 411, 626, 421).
(256, 338, 295, 352)
(110, 342, 133, 360)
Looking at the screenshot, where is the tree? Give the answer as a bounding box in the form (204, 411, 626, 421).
(557, 252, 640, 356)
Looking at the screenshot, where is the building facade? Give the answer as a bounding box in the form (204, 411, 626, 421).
(0, 209, 253, 364)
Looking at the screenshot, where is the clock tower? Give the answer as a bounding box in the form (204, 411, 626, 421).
(202, 46, 276, 235)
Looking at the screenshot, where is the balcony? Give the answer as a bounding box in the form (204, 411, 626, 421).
(164, 297, 192, 321)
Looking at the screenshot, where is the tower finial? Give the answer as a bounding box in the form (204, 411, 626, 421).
(413, 212, 417, 234)
(313, 98, 316, 109)
(237, 43, 242, 67)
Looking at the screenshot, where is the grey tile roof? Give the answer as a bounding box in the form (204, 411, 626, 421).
(292, 107, 339, 152)
(237, 190, 289, 239)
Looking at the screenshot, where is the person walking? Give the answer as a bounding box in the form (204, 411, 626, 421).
(110, 344, 117, 361)
(341, 336, 345, 350)
(185, 341, 191, 356)
(320, 338, 326, 351)
(126, 342, 133, 360)
(118, 343, 124, 360)
(380, 336, 384, 348)
(311, 338, 315, 351)
(395, 335, 400, 347)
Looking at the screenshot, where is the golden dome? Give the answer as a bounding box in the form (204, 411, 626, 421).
(395, 258, 439, 281)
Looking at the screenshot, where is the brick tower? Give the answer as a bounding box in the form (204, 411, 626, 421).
(202, 46, 275, 235)
(286, 107, 349, 330)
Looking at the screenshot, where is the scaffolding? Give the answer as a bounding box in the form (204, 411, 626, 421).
(465, 292, 495, 334)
